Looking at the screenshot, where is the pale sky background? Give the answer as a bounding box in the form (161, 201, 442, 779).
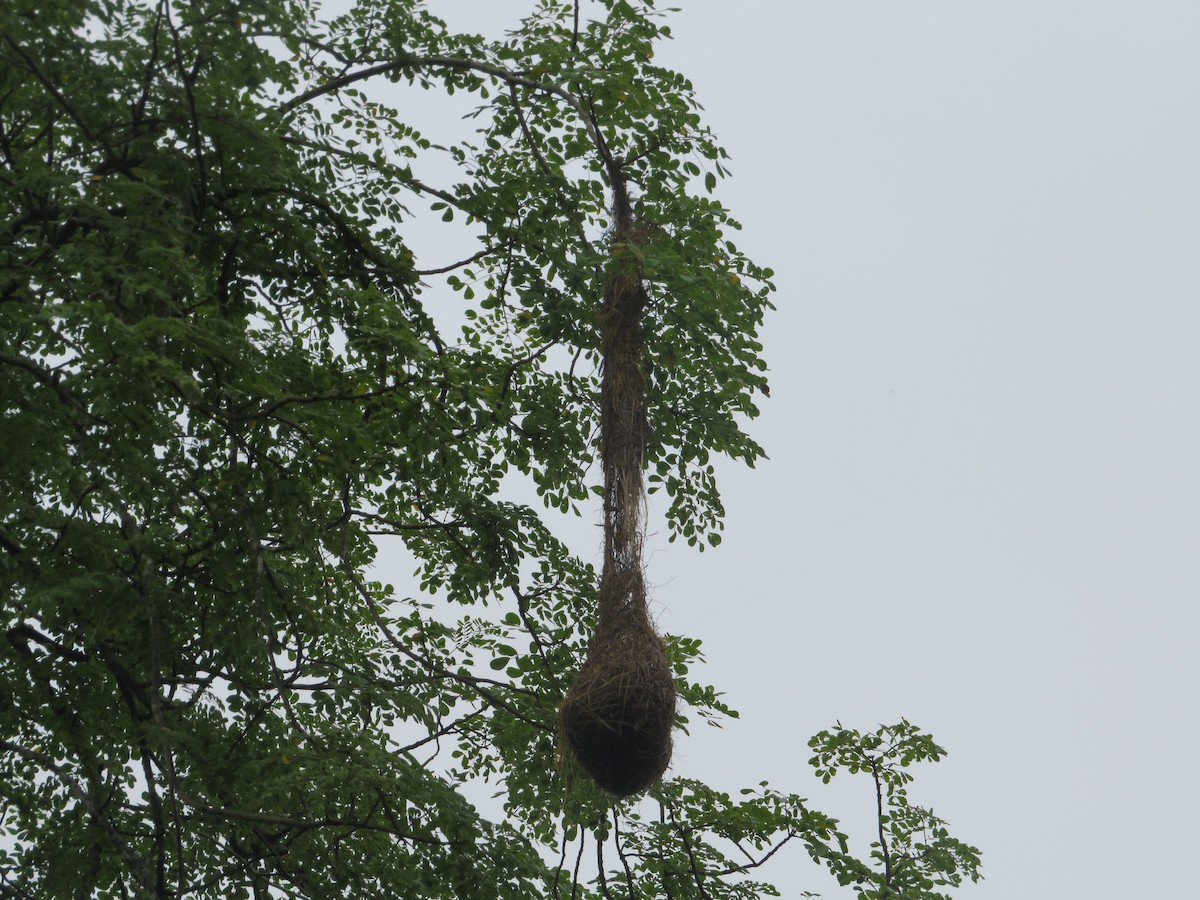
(384, 2, 1200, 897)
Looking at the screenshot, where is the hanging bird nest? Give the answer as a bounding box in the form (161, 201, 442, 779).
(559, 566, 676, 796)
(558, 204, 677, 798)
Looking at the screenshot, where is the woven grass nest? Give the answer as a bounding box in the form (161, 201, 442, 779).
(558, 208, 677, 798)
(559, 570, 676, 797)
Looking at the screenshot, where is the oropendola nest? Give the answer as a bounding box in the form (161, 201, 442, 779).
(559, 569, 676, 797)
(558, 236, 677, 798)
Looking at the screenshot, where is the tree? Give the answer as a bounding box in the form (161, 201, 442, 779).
(0, 0, 981, 897)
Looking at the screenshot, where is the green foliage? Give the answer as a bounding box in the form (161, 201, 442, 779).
(0, 0, 979, 897)
(806, 722, 984, 899)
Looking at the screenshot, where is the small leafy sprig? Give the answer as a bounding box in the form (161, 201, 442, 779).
(807, 721, 983, 900)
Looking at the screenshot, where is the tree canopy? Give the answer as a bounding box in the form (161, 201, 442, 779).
(0, 1, 981, 897)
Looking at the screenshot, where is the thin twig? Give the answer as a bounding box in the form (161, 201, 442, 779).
(551, 826, 570, 899)
(413, 245, 499, 276)
(713, 829, 799, 877)
(613, 809, 638, 900)
(872, 757, 893, 889)
(570, 831, 587, 900)
(669, 807, 711, 900)
(343, 563, 550, 720)
(596, 836, 614, 900)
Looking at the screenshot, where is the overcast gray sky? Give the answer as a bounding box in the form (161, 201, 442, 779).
(389, 2, 1200, 896)
(645, 3, 1200, 897)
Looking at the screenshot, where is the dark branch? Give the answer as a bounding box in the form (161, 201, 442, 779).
(277, 54, 615, 173)
(0, 740, 158, 898)
(413, 244, 500, 276)
(0, 351, 91, 415)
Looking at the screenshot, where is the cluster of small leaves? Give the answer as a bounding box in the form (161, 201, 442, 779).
(806, 722, 984, 900)
(592, 779, 834, 900)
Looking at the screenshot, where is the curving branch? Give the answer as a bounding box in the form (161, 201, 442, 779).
(277, 54, 615, 176)
(0, 740, 158, 899)
(507, 83, 596, 257)
(668, 806, 712, 900)
(612, 810, 638, 900)
(341, 561, 550, 726)
(413, 244, 501, 276)
(0, 351, 91, 416)
(712, 828, 799, 877)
